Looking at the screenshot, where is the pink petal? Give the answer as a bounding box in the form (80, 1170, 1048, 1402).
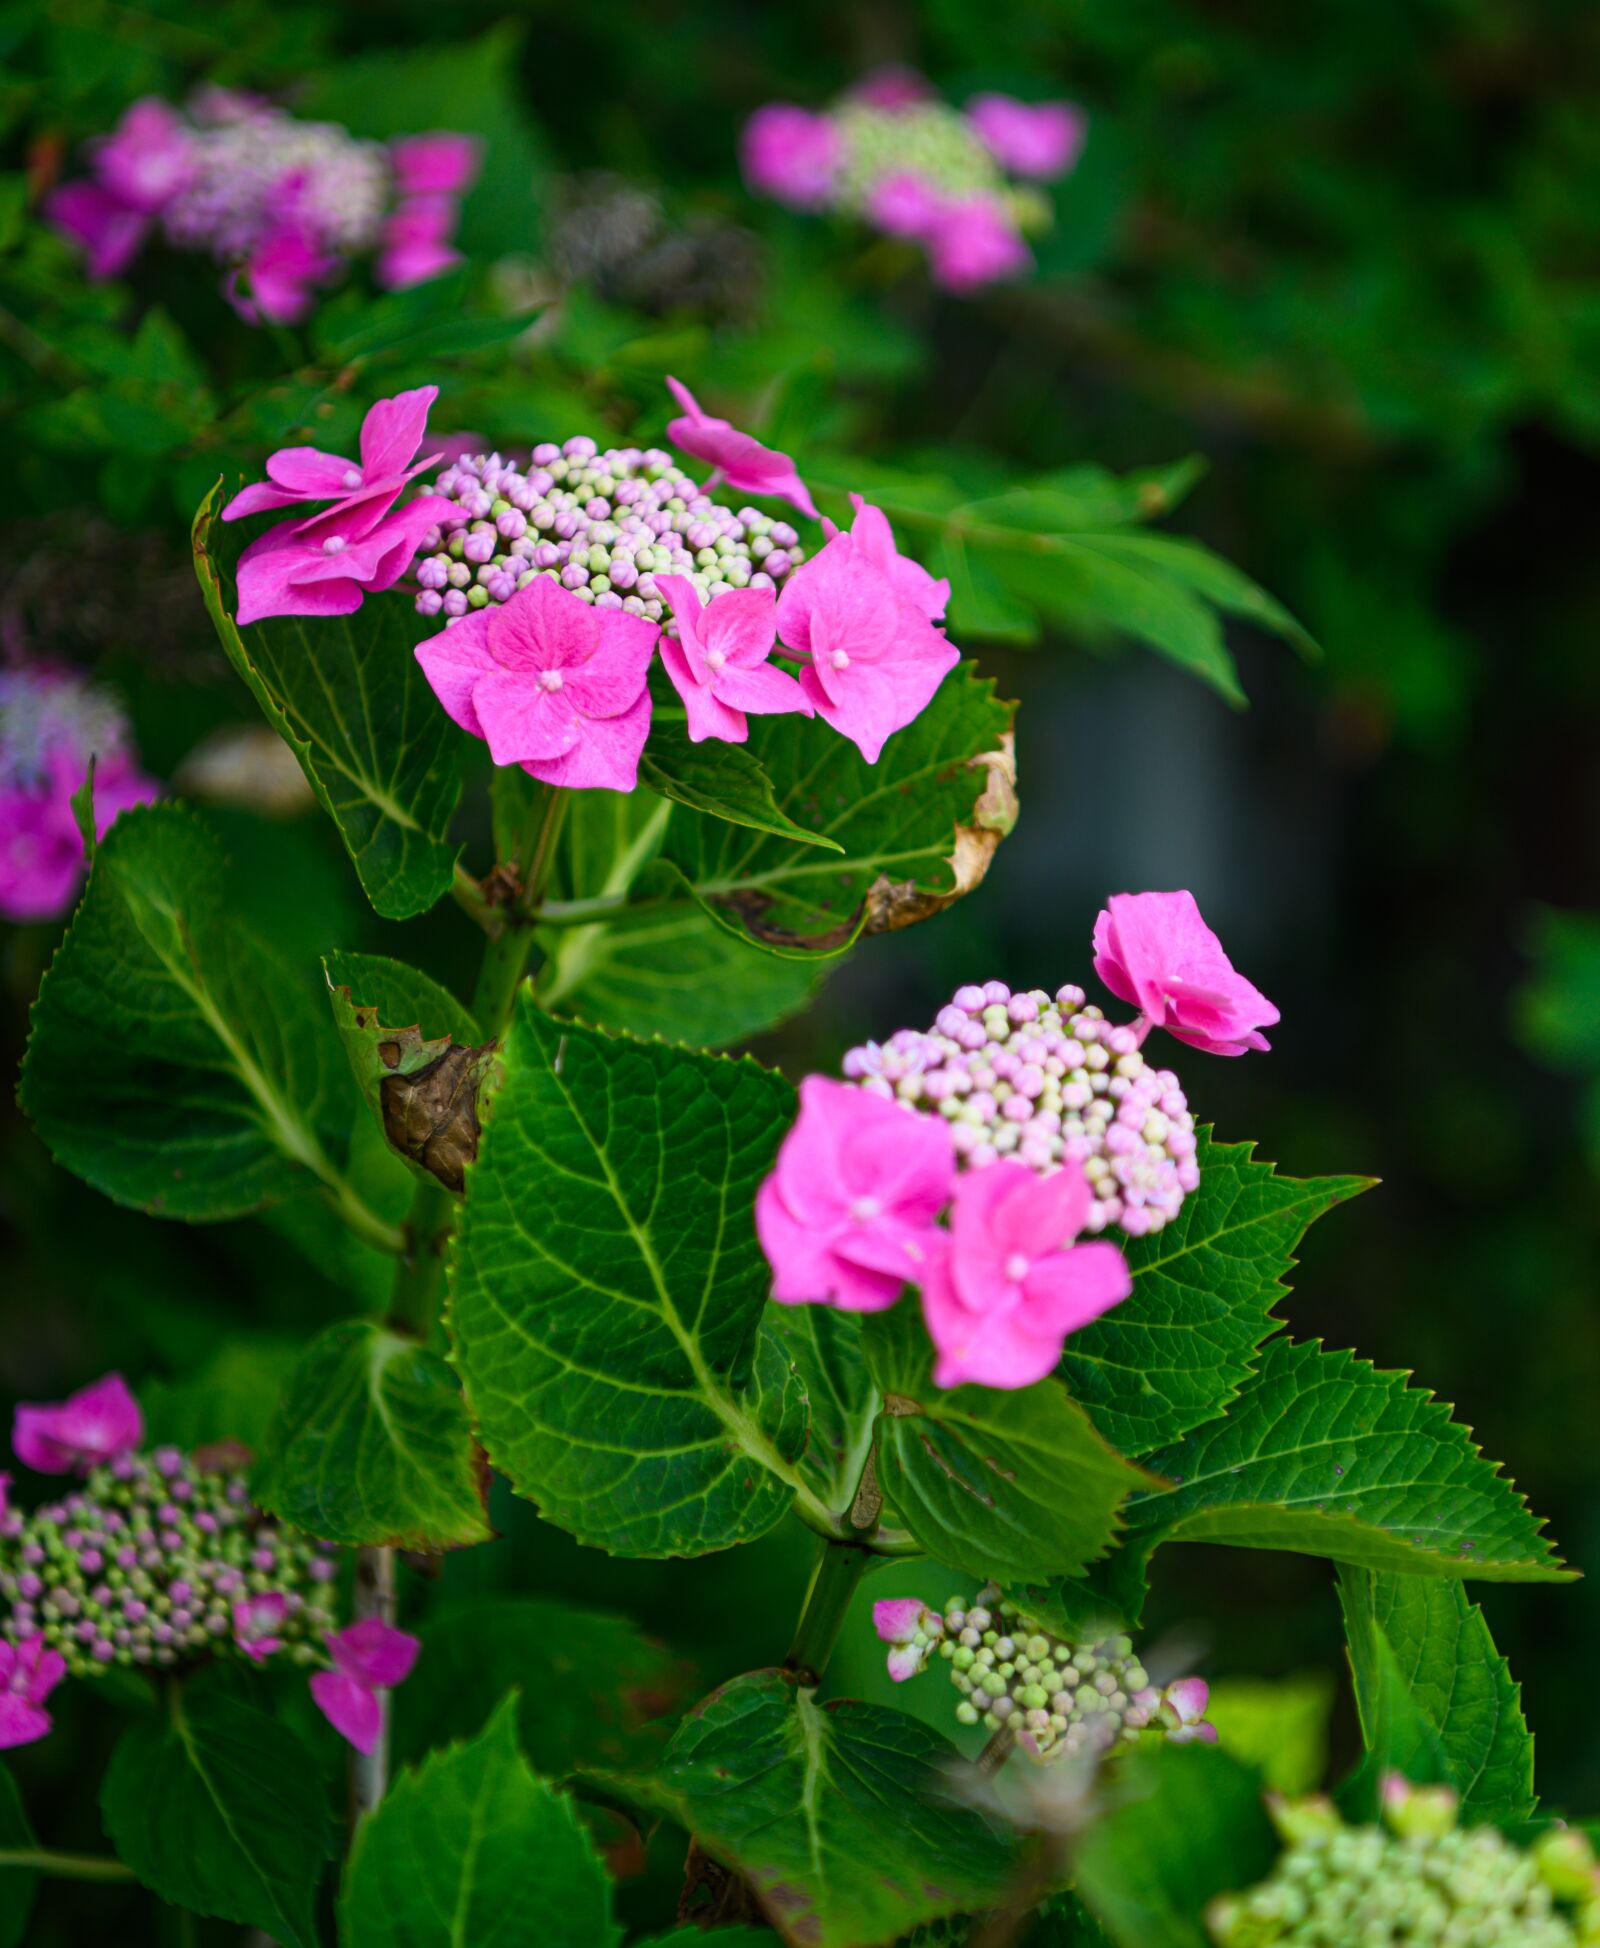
(220, 479, 306, 520)
(756, 1180, 907, 1314)
(988, 1162, 1094, 1258)
(701, 586, 780, 668)
(328, 1618, 420, 1690)
(846, 496, 949, 623)
(389, 133, 481, 198)
(486, 574, 596, 673)
(559, 607, 660, 719)
(415, 608, 497, 736)
(0, 1696, 53, 1751)
(866, 175, 946, 240)
(1092, 891, 1279, 1056)
(1165, 1676, 1210, 1725)
(711, 661, 812, 719)
(13, 1373, 142, 1473)
(265, 447, 361, 496)
(885, 1645, 925, 1683)
(676, 665, 749, 744)
(739, 106, 841, 210)
(663, 377, 819, 522)
(1019, 1240, 1132, 1337)
(310, 1670, 380, 1754)
(966, 95, 1087, 180)
(521, 689, 652, 793)
(359, 386, 438, 482)
(44, 182, 149, 280)
(471, 668, 582, 766)
(656, 575, 711, 679)
(926, 201, 1032, 293)
(872, 1598, 929, 1645)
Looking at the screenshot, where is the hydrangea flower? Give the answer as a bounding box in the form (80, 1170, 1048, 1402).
(742, 78, 1085, 293)
(13, 1373, 143, 1474)
(223, 385, 443, 525)
(45, 90, 477, 322)
(775, 526, 959, 763)
(655, 575, 811, 743)
(415, 573, 658, 791)
(0, 1637, 67, 1751)
(1093, 890, 1280, 1057)
(917, 1160, 1131, 1388)
(756, 1076, 955, 1312)
(309, 1618, 421, 1756)
(664, 377, 819, 522)
(820, 494, 949, 623)
(0, 666, 160, 923)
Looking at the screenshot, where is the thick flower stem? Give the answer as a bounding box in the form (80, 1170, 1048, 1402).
(347, 1543, 397, 1827)
(785, 1538, 875, 1690)
(386, 1177, 456, 1343)
(0, 1848, 135, 1882)
(470, 918, 540, 1031)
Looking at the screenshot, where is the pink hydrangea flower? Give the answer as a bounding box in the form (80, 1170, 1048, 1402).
(819, 494, 948, 623)
(1092, 890, 1280, 1057)
(926, 200, 1033, 293)
(756, 1076, 955, 1312)
(664, 377, 819, 522)
(966, 95, 1088, 180)
(0, 1637, 67, 1751)
(655, 575, 811, 743)
(1, 742, 159, 923)
(864, 173, 946, 240)
(872, 1597, 943, 1682)
(43, 181, 150, 280)
(740, 106, 841, 210)
(233, 1592, 288, 1663)
(224, 227, 335, 326)
(223, 384, 443, 526)
(94, 98, 195, 212)
(234, 492, 455, 626)
(775, 531, 959, 763)
(918, 1161, 1131, 1389)
(389, 133, 481, 199)
(13, 1373, 143, 1474)
(415, 574, 658, 791)
(377, 197, 463, 289)
(309, 1618, 420, 1756)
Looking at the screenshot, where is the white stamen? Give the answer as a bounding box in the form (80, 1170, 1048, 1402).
(1004, 1253, 1030, 1283)
(322, 536, 346, 555)
(539, 670, 564, 692)
(342, 469, 362, 489)
(850, 1195, 882, 1222)
(830, 649, 850, 670)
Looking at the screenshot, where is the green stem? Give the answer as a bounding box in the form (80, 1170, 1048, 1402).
(386, 1177, 456, 1341)
(0, 1848, 135, 1882)
(451, 862, 499, 935)
(470, 920, 540, 1030)
(321, 1174, 409, 1257)
(347, 1545, 396, 1824)
(785, 1539, 874, 1689)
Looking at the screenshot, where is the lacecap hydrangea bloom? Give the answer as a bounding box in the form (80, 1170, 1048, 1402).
(223, 378, 964, 778)
(0, 664, 159, 923)
(873, 1586, 1214, 1763)
(0, 1374, 417, 1755)
(1208, 1779, 1600, 1946)
(742, 69, 1086, 292)
(46, 89, 479, 324)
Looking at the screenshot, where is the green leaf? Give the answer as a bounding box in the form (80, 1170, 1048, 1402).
(19, 805, 375, 1230)
(640, 718, 842, 850)
(1082, 533, 1317, 660)
(140, 1337, 307, 1455)
(101, 1688, 334, 1948)
(1058, 1133, 1372, 1456)
(0, 1764, 38, 1948)
(1059, 1337, 1572, 1625)
(863, 1302, 1150, 1587)
(1203, 1673, 1335, 1797)
(323, 949, 491, 1190)
(342, 1697, 620, 1948)
(647, 1670, 1016, 1948)
(449, 1000, 814, 1555)
(193, 492, 465, 920)
(656, 662, 1015, 957)
(767, 1307, 878, 1518)
(69, 752, 96, 862)
(395, 1597, 689, 1776)
(1337, 1567, 1536, 1825)
(253, 1318, 490, 1551)
(1071, 1744, 1279, 1948)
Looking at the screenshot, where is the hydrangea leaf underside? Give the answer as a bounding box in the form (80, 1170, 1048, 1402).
(1059, 1132, 1373, 1456)
(19, 804, 351, 1223)
(253, 1318, 491, 1551)
(193, 488, 464, 921)
(448, 1000, 814, 1555)
(341, 1698, 620, 1948)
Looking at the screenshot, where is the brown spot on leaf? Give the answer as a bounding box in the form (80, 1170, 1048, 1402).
(380, 1042, 496, 1193)
(864, 732, 1017, 936)
(377, 1039, 402, 1069)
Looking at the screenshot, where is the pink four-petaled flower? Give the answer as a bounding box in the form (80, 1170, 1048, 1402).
(739, 106, 841, 211)
(415, 573, 659, 791)
(1092, 890, 1280, 1057)
(0, 1637, 67, 1752)
(918, 1160, 1131, 1389)
(222, 385, 443, 525)
(13, 1373, 143, 1475)
(655, 575, 811, 744)
(756, 1076, 955, 1312)
(309, 1618, 421, 1756)
(966, 95, 1088, 180)
(664, 377, 819, 522)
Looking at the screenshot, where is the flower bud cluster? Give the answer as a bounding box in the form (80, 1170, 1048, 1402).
(886, 1588, 1214, 1763)
(842, 981, 1200, 1236)
(1208, 1786, 1600, 1946)
(410, 440, 807, 626)
(0, 666, 128, 794)
(0, 1446, 338, 1678)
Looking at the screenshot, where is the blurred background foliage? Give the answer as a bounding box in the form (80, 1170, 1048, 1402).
(2, 0, 1598, 1936)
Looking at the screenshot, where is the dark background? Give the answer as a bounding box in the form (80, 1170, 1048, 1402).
(3, 2, 1599, 1935)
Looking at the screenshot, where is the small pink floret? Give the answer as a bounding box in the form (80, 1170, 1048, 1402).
(966, 95, 1088, 180)
(13, 1373, 143, 1474)
(656, 575, 811, 744)
(756, 1076, 955, 1313)
(740, 106, 841, 210)
(0, 1637, 67, 1751)
(1092, 890, 1280, 1057)
(664, 376, 819, 523)
(309, 1619, 420, 1755)
(926, 200, 1032, 293)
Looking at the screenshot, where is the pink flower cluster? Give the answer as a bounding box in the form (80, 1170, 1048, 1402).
(0, 1374, 417, 1756)
(45, 90, 479, 324)
(0, 665, 159, 923)
(223, 379, 961, 782)
(742, 70, 1086, 292)
(756, 893, 1278, 1389)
